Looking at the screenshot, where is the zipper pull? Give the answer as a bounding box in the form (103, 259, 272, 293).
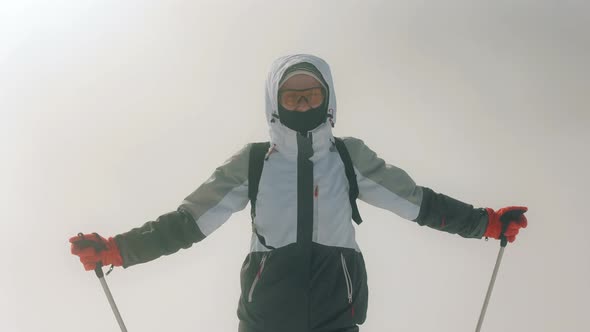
(256, 254, 267, 278)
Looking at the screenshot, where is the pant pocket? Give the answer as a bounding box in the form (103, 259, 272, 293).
(248, 252, 271, 303)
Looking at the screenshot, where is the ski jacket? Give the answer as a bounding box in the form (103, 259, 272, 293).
(114, 54, 490, 332)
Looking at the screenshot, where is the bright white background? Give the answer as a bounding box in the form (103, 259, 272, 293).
(1, 1, 588, 331)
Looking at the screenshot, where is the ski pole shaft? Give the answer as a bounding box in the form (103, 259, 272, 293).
(475, 245, 505, 332)
(95, 263, 128, 332)
(475, 220, 511, 332)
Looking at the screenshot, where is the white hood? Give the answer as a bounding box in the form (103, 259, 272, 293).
(264, 54, 338, 159)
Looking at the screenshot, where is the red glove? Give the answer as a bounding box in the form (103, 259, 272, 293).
(484, 206, 528, 243)
(69, 233, 123, 271)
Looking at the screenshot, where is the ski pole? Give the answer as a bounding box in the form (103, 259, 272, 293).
(475, 221, 511, 332)
(77, 233, 128, 332)
(94, 261, 128, 332)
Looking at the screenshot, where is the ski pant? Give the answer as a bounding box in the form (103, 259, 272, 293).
(238, 321, 359, 332)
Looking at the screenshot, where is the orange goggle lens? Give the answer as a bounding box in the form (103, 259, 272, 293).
(279, 87, 325, 110)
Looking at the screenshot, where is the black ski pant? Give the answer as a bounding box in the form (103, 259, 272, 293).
(238, 323, 359, 332)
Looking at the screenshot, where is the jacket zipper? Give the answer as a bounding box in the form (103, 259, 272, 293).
(313, 185, 319, 241)
(248, 252, 269, 303)
(340, 252, 354, 317)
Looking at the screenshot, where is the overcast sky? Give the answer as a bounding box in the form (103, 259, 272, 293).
(1, 1, 589, 331)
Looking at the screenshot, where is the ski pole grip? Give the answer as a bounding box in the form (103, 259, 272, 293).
(95, 261, 105, 278)
(499, 220, 510, 248)
(76, 233, 108, 252)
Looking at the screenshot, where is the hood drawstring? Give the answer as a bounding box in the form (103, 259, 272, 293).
(327, 108, 335, 128)
(270, 113, 279, 124)
(264, 144, 277, 160)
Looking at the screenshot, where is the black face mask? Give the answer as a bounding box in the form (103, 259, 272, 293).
(278, 98, 328, 136)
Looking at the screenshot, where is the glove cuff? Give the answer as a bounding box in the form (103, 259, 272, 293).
(103, 237, 124, 267)
(483, 208, 502, 239)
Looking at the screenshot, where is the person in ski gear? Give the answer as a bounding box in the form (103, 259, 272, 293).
(70, 54, 528, 332)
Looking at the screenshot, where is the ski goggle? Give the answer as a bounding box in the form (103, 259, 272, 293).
(279, 87, 325, 111)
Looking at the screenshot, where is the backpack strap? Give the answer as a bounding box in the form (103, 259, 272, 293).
(248, 142, 275, 250)
(248, 142, 270, 206)
(334, 137, 363, 225)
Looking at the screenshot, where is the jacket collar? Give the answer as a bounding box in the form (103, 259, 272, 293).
(268, 121, 335, 161)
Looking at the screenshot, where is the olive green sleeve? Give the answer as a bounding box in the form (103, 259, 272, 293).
(114, 144, 251, 268)
(414, 187, 489, 239)
(114, 209, 205, 268)
(343, 136, 488, 239)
